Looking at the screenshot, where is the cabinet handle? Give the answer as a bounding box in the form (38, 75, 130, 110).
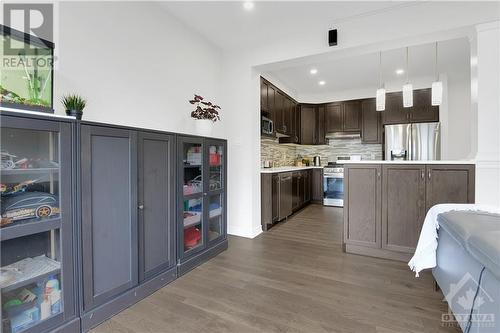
(203, 192, 208, 196)
(283, 125, 287, 132)
(428, 170, 431, 180)
(421, 170, 424, 179)
(377, 171, 381, 179)
(138, 204, 144, 210)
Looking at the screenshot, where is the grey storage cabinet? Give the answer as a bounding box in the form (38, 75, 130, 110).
(138, 131, 176, 281)
(177, 136, 228, 275)
(0, 112, 79, 333)
(80, 125, 138, 310)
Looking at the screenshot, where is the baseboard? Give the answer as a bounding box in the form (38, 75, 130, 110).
(345, 244, 412, 262)
(228, 224, 262, 238)
(81, 266, 177, 332)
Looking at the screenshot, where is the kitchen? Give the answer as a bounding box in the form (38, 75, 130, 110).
(260, 38, 475, 260)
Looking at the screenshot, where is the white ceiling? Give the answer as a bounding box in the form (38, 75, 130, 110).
(265, 38, 470, 97)
(161, 1, 406, 51)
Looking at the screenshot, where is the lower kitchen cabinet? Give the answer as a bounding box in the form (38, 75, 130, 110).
(381, 165, 426, 254)
(80, 125, 139, 311)
(343, 165, 382, 250)
(177, 136, 228, 276)
(344, 163, 475, 261)
(278, 173, 293, 220)
(311, 168, 324, 203)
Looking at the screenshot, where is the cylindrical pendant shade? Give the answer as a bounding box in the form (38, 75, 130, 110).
(403, 83, 413, 108)
(376, 88, 386, 111)
(431, 81, 443, 106)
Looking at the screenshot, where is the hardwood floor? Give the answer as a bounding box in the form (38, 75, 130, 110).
(91, 204, 459, 333)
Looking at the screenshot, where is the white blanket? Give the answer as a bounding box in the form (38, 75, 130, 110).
(408, 203, 500, 277)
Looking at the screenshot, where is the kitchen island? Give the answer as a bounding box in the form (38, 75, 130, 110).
(342, 161, 475, 261)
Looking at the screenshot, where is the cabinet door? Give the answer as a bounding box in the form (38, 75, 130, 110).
(299, 173, 305, 206)
(382, 165, 426, 253)
(205, 139, 226, 245)
(272, 174, 280, 222)
(304, 170, 311, 203)
(81, 125, 138, 310)
(261, 174, 273, 227)
(260, 78, 269, 112)
(311, 168, 324, 202)
(361, 99, 382, 144)
(274, 92, 285, 134)
(325, 103, 343, 132)
(268, 85, 276, 126)
(178, 137, 206, 259)
(138, 132, 175, 282)
(425, 165, 475, 211)
(316, 105, 326, 145)
(342, 101, 361, 132)
(283, 98, 295, 136)
(292, 172, 300, 211)
(410, 89, 439, 123)
(382, 92, 408, 125)
(300, 105, 316, 145)
(343, 165, 381, 248)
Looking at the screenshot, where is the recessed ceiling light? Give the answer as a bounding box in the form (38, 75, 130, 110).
(310, 68, 318, 75)
(395, 69, 405, 75)
(243, 1, 254, 10)
(318, 80, 326, 86)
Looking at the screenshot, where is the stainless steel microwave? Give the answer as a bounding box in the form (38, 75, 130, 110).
(262, 116, 273, 135)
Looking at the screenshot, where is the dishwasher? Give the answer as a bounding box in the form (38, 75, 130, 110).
(278, 172, 293, 220)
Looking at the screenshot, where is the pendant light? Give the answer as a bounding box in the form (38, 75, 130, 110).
(376, 51, 386, 111)
(402, 47, 413, 108)
(431, 42, 443, 106)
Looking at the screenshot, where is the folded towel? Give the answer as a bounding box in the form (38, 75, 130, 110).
(408, 203, 500, 277)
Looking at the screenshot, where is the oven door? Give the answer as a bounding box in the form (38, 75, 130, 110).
(323, 172, 344, 207)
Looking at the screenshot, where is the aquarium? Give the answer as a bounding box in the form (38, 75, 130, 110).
(1, 26, 54, 112)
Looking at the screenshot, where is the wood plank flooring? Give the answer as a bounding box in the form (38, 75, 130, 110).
(91, 204, 459, 333)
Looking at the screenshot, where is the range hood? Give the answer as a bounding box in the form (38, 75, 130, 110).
(325, 132, 361, 140)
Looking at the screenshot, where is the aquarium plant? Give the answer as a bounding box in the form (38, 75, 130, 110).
(61, 94, 86, 120)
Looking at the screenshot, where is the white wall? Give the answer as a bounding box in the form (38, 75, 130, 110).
(220, 2, 500, 238)
(55, 2, 225, 138)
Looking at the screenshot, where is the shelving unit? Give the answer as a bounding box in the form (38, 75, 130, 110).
(0, 113, 76, 333)
(177, 136, 227, 275)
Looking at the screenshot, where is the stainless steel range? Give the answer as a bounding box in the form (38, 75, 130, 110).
(323, 156, 360, 207)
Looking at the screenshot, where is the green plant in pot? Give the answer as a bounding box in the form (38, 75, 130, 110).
(61, 94, 86, 120)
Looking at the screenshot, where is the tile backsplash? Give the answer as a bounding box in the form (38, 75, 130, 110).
(261, 137, 383, 166)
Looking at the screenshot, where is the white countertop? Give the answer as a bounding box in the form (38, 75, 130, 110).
(341, 160, 475, 165)
(261, 166, 324, 173)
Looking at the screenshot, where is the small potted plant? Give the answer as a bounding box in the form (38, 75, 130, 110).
(61, 94, 86, 120)
(189, 94, 221, 136)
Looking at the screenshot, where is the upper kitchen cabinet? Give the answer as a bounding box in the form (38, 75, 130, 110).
(342, 101, 362, 132)
(283, 97, 295, 137)
(382, 92, 407, 125)
(316, 105, 327, 145)
(260, 77, 297, 138)
(382, 89, 439, 125)
(410, 89, 440, 123)
(361, 98, 382, 144)
(325, 101, 361, 133)
(325, 103, 343, 133)
(299, 104, 316, 145)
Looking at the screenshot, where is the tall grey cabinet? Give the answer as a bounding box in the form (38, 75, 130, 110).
(177, 136, 228, 275)
(80, 125, 138, 311)
(0, 112, 79, 333)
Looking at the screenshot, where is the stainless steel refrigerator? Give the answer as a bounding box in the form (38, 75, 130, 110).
(384, 122, 441, 160)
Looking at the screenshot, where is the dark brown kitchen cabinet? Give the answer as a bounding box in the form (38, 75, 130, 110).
(361, 99, 382, 144)
(260, 78, 269, 112)
(342, 100, 362, 132)
(299, 104, 316, 145)
(382, 165, 426, 254)
(304, 170, 311, 203)
(261, 173, 274, 230)
(316, 104, 327, 145)
(274, 92, 284, 134)
(272, 174, 279, 222)
(410, 89, 439, 123)
(425, 165, 475, 210)
(325, 103, 343, 133)
(382, 89, 439, 125)
(344, 163, 475, 261)
(382, 92, 408, 125)
(343, 164, 382, 249)
(311, 168, 324, 203)
(283, 98, 294, 136)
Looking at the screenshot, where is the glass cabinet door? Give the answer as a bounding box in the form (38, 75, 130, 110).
(0, 116, 73, 333)
(207, 143, 223, 192)
(180, 140, 204, 256)
(205, 140, 225, 245)
(1, 128, 61, 230)
(208, 194, 224, 243)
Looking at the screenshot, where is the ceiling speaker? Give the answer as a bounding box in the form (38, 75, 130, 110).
(329, 29, 337, 46)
